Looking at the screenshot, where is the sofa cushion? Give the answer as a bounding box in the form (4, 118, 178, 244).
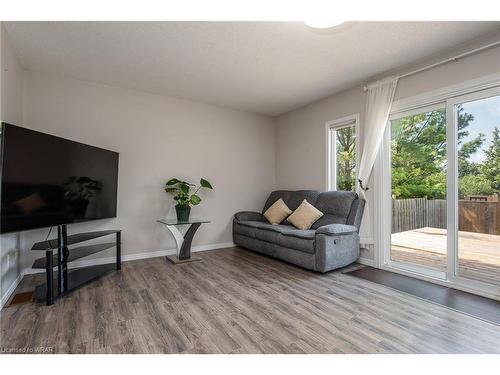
(237, 221, 291, 234)
(286, 190, 320, 211)
(255, 227, 281, 243)
(278, 232, 315, 254)
(287, 199, 324, 230)
(311, 214, 347, 229)
(237, 221, 315, 238)
(280, 228, 316, 239)
(311, 191, 358, 229)
(262, 191, 293, 213)
(234, 220, 315, 253)
(262, 190, 319, 213)
(236, 220, 265, 229)
(263, 198, 292, 224)
(234, 223, 257, 238)
(235, 221, 293, 244)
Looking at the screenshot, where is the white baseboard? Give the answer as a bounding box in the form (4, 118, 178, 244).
(23, 241, 236, 275)
(0, 271, 25, 310)
(360, 238, 374, 245)
(357, 257, 376, 267)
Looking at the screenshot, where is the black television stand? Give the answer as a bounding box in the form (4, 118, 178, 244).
(31, 225, 121, 305)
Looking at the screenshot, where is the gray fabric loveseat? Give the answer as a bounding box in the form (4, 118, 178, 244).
(233, 190, 365, 272)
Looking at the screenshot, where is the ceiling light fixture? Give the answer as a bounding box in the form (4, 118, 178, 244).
(303, 19, 344, 29)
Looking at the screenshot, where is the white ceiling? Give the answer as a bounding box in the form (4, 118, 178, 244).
(4, 21, 500, 116)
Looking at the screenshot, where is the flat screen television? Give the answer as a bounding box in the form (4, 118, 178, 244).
(0, 123, 119, 233)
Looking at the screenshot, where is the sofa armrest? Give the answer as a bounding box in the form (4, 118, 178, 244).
(234, 211, 266, 222)
(316, 224, 358, 236)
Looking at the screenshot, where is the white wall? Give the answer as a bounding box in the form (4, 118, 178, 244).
(17, 70, 275, 271)
(0, 25, 24, 306)
(275, 40, 500, 261)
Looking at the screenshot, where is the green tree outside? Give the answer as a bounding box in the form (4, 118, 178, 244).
(480, 127, 500, 192)
(390, 105, 498, 199)
(336, 126, 356, 191)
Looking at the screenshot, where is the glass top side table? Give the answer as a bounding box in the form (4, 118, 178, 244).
(157, 218, 210, 264)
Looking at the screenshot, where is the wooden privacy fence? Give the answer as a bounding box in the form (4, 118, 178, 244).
(392, 198, 446, 233)
(459, 200, 500, 235)
(392, 198, 500, 235)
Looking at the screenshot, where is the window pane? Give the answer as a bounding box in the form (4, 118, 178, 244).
(335, 125, 356, 191)
(456, 95, 500, 285)
(390, 108, 448, 272)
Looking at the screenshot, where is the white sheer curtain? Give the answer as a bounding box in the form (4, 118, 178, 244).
(357, 76, 398, 244)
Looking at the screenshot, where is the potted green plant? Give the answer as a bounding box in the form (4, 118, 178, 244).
(165, 178, 213, 221)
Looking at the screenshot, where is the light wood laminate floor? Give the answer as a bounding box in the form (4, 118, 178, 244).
(1, 247, 499, 353)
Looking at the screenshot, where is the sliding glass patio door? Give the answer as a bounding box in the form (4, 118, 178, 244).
(384, 86, 500, 296)
(386, 104, 448, 279)
(447, 88, 500, 292)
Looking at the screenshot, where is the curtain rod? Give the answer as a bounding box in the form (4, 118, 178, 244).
(363, 40, 500, 92)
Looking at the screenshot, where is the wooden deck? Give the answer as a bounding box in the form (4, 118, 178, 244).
(391, 227, 500, 286)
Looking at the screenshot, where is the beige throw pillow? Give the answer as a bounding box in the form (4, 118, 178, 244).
(287, 199, 324, 230)
(264, 198, 292, 225)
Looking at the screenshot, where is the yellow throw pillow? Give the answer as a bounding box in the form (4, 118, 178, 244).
(287, 199, 324, 230)
(264, 198, 292, 225)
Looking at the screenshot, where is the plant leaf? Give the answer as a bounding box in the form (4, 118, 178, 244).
(200, 178, 213, 189)
(178, 196, 189, 205)
(190, 194, 201, 205)
(179, 183, 190, 194)
(166, 178, 181, 186)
